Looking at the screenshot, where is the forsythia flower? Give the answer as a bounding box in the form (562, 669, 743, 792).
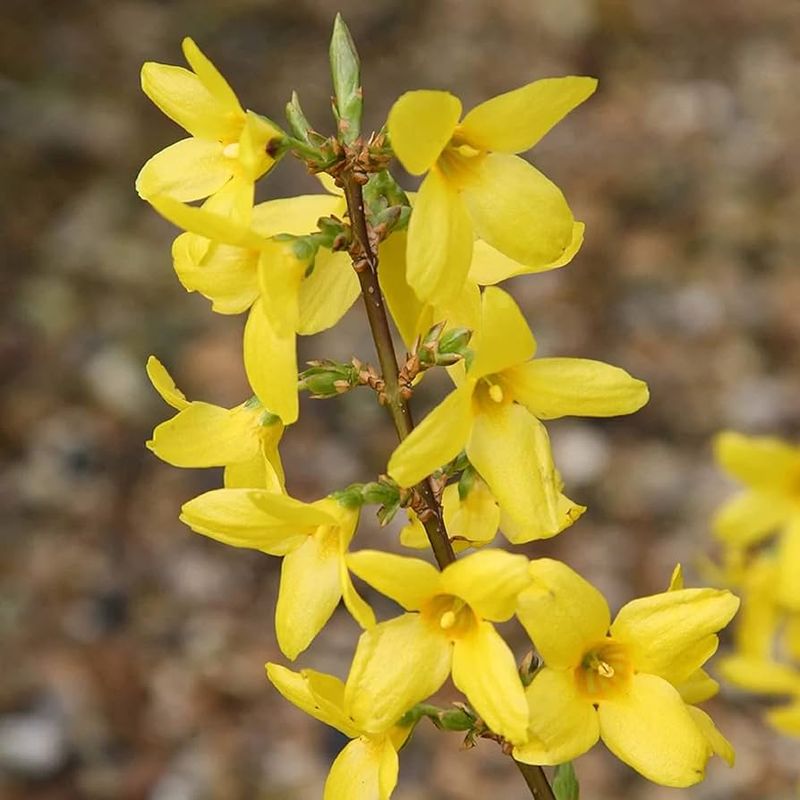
(344, 549, 531, 744)
(146, 355, 284, 491)
(387, 77, 595, 302)
(137, 38, 283, 201)
(514, 559, 739, 786)
(180, 491, 374, 658)
(713, 431, 800, 611)
(388, 287, 647, 541)
(146, 178, 359, 423)
(266, 663, 411, 800)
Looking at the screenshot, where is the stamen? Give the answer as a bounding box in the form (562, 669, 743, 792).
(489, 384, 504, 403)
(223, 142, 240, 159)
(440, 610, 456, 630)
(597, 661, 615, 678)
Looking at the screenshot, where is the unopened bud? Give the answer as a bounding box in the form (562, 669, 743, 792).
(299, 360, 359, 398)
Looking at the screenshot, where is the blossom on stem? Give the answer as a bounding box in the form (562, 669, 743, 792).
(388, 287, 648, 541)
(267, 663, 411, 800)
(514, 559, 739, 786)
(387, 77, 595, 302)
(344, 549, 531, 744)
(137, 38, 283, 201)
(180, 491, 374, 659)
(146, 355, 284, 491)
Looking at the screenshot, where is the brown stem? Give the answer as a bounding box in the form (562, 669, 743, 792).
(341, 174, 455, 568)
(514, 762, 557, 800)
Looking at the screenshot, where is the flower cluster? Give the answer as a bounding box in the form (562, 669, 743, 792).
(139, 17, 739, 798)
(709, 432, 800, 738)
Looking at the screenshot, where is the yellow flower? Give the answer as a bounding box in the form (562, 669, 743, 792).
(344, 549, 531, 744)
(180, 491, 374, 659)
(513, 559, 739, 787)
(146, 355, 284, 491)
(266, 663, 410, 800)
(137, 38, 283, 201)
(713, 431, 800, 611)
(387, 77, 595, 302)
(387, 287, 647, 541)
(147, 178, 360, 424)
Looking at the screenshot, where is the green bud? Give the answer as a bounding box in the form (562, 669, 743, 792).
(299, 359, 359, 398)
(439, 327, 472, 358)
(457, 464, 477, 502)
(329, 14, 362, 144)
(331, 483, 366, 509)
(437, 706, 477, 732)
(285, 91, 313, 143)
(553, 762, 580, 800)
(363, 169, 410, 213)
(361, 479, 400, 507)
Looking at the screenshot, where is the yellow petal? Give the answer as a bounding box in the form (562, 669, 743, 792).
(777, 518, 800, 611)
(398, 510, 429, 550)
(179, 488, 323, 555)
(377, 232, 425, 349)
(504, 358, 649, 420)
(387, 90, 461, 175)
(251, 194, 342, 237)
(387, 386, 473, 488)
(181, 37, 241, 115)
(345, 614, 452, 734)
(275, 532, 343, 660)
(469, 286, 535, 379)
(148, 402, 260, 467)
(406, 168, 473, 304)
(714, 430, 800, 489)
(243, 300, 298, 424)
(766, 701, 800, 736)
(223, 452, 282, 491)
(598, 674, 709, 787)
(145, 355, 190, 409)
(611, 588, 739, 683)
(297, 251, 360, 335)
(452, 621, 529, 744)
(257, 240, 307, 336)
(466, 404, 561, 539)
(461, 153, 573, 267)
(136, 138, 232, 202)
(173, 233, 260, 314)
(265, 663, 359, 738)
(347, 551, 440, 611)
(140, 62, 238, 141)
(468, 221, 584, 285)
(717, 655, 800, 694)
(148, 193, 265, 249)
(499, 492, 586, 545)
(674, 670, 719, 705)
(442, 550, 530, 622)
(458, 77, 597, 154)
(238, 110, 282, 181)
(735, 555, 779, 657)
(442, 481, 499, 545)
(518, 559, 611, 669)
(323, 736, 398, 800)
(514, 667, 599, 765)
(712, 490, 790, 546)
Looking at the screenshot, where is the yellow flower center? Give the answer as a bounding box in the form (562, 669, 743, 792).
(472, 376, 512, 412)
(437, 140, 486, 191)
(313, 524, 340, 557)
(421, 594, 477, 639)
(575, 639, 632, 700)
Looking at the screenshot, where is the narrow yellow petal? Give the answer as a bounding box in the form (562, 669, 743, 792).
(251, 194, 342, 237)
(347, 551, 440, 611)
(675, 669, 719, 705)
(518, 559, 611, 669)
(276, 533, 342, 660)
(406, 168, 473, 304)
(459, 77, 597, 154)
(323, 737, 399, 800)
(181, 37, 241, 114)
(442, 550, 530, 622)
(345, 614, 452, 734)
(499, 492, 586, 545)
(398, 510, 429, 550)
(265, 663, 360, 738)
(461, 153, 573, 268)
(136, 138, 232, 202)
(442, 481, 499, 546)
(387, 386, 473, 488)
(504, 358, 649, 420)
(377, 232, 425, 349)
(257, 241, 306, 336)
(145, 355, 190, 410)
(766, 701, 800, 736)
(611, 588, 740, 683)
(466, 405, 561, 540)
(712, 490, 790, 546)
(598, 674, 709, 787)
(243, 300, 298, 424)
(452, 621, 529, 744)
(468, 221, 584, 285)
(223, 452, 281, 491)
(297, 251, 360, 335)
(469, 286, 535, 378)
(514, 667, 599, 765)
(777, 519, 800, 611)
(387, 90, 461, 175)
(717, 655, 800, 694)
(714, 430, 800, 489)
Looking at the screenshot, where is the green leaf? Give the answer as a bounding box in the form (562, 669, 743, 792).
(553, 762, 579, 800)
(329, 13, 362, 144)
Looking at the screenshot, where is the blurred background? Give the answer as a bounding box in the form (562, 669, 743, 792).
(2, 0, 799, 797)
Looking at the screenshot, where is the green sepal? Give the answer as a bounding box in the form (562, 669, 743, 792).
(285, 91, 314, 143)
(553, 762, 580, 800)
